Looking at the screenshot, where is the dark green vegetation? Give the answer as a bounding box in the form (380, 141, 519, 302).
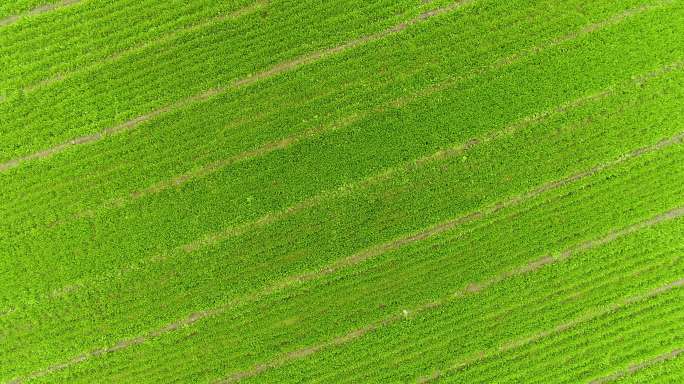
(1, 0, 683, 382)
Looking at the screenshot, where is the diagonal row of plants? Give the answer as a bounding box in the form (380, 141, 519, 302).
(2, 0, 683, 382)
(436, 285, 684, 384)
(0, 0, 77, 27)
(8, 51, 684, 332)
(0, 0, 465, 165)
(3, 61, 684, 381)
(0, 0, 672, 226)
(14, 142, 684, 382)
(0, 0, 569, 218)
(1, 0, 680, 305)
(26, 147, 684, 382)
(0, 0, 259, 93)
(0, 0, 425, 92)
(2, 26, 680, 360)
(602, 348, 684, 384)
(231, 217, 684, 384)
(1, 30, 680, 330)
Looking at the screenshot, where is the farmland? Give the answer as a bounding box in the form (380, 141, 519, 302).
(1, 0, 683, 382)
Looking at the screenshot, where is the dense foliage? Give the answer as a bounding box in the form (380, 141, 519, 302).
(1, 0, 683, 382)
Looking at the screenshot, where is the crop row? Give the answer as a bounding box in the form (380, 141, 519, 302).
(3, 113, 683, 381)
(6, 135, 684, 378)
(150, 205, 684, 384)
(354, 286, 684, 384)
(441, 286, 684, 384)
(238, 148, 684, 382)
(0, 0, 594, 290)
(3, 0, 682, 380)
(0, 0, 471, 175)
(1, 0, 588, 304)
(0, 0, 257, 91)
(1, 46, 682, 312)
(0, 0, 578, 219)
(607, 347, 684, 383)
(233, 268, 684, 384)
(0, 0, 68, 25)
(0, 5, 676, 225)
(1, 0, 672, 177)
(2, 0, 681, 284)
(12, 167, 682, 380)
(0, 0, 457, 163)
(1, 0, 672, 249)
(2, 59, 680, 324)
(0, 0, 418, 91)
(0, 0, 560, 181)
(111, 203, 684, 382)
(23, 0, 268, 96)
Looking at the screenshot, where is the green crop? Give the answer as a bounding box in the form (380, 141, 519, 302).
(1, 0, 683, 382)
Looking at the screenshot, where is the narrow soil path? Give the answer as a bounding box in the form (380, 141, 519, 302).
(0, 0, 81, 28)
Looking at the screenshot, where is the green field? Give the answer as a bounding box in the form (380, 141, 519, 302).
(1, 0, 683, 382)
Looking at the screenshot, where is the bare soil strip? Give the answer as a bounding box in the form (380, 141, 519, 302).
(420, 278, 684, 383)
(0, 0, 80, 27)
(20, 0, 269, 94)
(589, 347, 684, 384)
(12, 131, 684, 384)
(0, 0, 474, 173)
(220, 207, 684, 383)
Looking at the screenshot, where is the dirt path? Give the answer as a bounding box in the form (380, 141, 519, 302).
(10, 129, 684, 384)
(0, 0, 474, 173)
(0, 0, 80, 27)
